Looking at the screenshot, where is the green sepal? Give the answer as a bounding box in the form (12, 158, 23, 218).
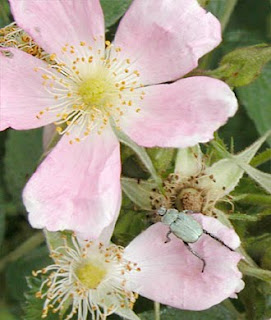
(121, 177, 156, 210)
(147, 147, 176, 177)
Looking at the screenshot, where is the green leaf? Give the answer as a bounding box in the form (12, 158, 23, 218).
(4, 129, 43, 209)
(113, 208, 146, 246)
(139, 303, 238, 320)
(24, 277, 60, 320)
(236, 163, 271, 194)
(121, 177, 157, 210)
(100, 0, 132, 28)
(237, 63, 271, 146)
(208, 44, 271, 87)
(0, 0, 11, 27)
(0, 188, 5, 248)
(250, 149, 271, 167)
(0, 308, 17, 320)
(239, 277, 267, 320)
(207, 0, 238, 31)
(147, 148, 176, 177)
(6, 246, 51, 302)
(234, 194, 271, 207)
(228, 213, 259, 222)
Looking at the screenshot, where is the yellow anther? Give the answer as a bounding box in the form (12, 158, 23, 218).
(126, 59, 131, 64)
(80, 41, 86, 46)
(50, 53, 56, 61)
(105, 40, 111, 47)
(42, 74, 49, 80)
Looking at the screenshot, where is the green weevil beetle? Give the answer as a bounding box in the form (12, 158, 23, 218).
(157, 207, 234, 272)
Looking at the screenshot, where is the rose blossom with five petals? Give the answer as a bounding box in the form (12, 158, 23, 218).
(0, 0, 238, 239)
(37, 214, 243, 320)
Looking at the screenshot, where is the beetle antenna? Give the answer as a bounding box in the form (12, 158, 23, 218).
(203, 229, 234, 251)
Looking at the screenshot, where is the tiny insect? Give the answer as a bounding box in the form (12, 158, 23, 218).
(157, 207, 234, 272)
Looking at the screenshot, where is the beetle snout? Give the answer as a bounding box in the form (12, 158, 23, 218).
(157, 207, 167, 216)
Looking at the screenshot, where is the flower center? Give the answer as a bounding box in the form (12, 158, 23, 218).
(33, 235, 140, 320)
(175, 187, 204, 212)
(76, 261, 107, 289)
(35, 38, 146, 143)
(78, 78, 109, 107)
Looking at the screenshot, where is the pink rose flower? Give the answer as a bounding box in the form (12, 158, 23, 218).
(0, 0, 238, 238)
(36, 214, 243, 319)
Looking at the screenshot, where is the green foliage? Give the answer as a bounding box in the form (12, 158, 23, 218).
(24, 277, 60, 320)
(113, 206, 147, 246)
(139, 303, 238, 320)
(0, 308, 17, 320)
(3, 129, 43, 209)
(121, 177, 156, 210)
(0, 0, 10, 27)
(6, 246, 50, 302)
(147, 148, 176, 177)
(239, 278, 271, 320)
(0, 206, 5, 249)
(237, 63, 271, 146)
(208, 44, 271, 87)
(100, 0, 132, 28)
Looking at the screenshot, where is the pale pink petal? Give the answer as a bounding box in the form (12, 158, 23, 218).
(121, 77, 238, 148)
(0, 48, 59, 131)
(23, 126, 121, 240)
(114, 0, 221, 85)
(124, 216, 243, 310)
(9, 0, 105, 56)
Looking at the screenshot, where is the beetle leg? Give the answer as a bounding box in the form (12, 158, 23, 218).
(164, 230, 172, 243)
(203, 229, 234, 251)
(183, 242, 206, 273)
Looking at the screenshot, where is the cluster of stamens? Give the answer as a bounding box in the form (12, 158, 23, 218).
(35, 36, 146, 144)
(32, 234, 140, 320)
(0, 22, 51, 61)
(150, 155, 232, 216)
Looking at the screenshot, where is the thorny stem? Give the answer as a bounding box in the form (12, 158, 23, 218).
(154, 301, 160, 320)
(0, 232, 44, 272)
